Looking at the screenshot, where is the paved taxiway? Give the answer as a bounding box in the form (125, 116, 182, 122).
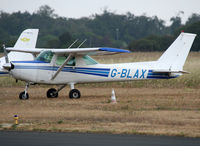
(0, 131, 200, 146)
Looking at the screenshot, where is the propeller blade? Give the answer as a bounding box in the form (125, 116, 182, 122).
(3, 44, 9, 63)
(2, 44, 14, 71)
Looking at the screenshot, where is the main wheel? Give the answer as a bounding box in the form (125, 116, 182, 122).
(19, 91, 29, 100)
(47, 88, 58, 98)
(69, 89, 81, 99)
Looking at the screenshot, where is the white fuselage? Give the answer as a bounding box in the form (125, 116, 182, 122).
(10, 60, 180, 85)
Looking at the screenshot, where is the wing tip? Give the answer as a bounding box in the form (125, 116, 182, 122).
(99, 47, 131, 53)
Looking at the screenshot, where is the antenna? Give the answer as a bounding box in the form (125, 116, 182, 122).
(77, 39, 87, 48)
(67, 39, 78, 49)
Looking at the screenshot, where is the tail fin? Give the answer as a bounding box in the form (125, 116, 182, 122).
(14, 29, 39, 48)
(157, 32, 196, 71)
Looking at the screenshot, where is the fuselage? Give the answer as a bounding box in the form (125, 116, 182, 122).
(10, 60, 180, 85)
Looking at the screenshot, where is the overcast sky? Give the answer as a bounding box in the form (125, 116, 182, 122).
(0, 0, 200, 25)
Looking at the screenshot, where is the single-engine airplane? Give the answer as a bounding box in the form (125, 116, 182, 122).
(0, 29, 196, 100)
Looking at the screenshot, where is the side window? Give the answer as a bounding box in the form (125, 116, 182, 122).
(56, 56, 66, 65)
(56, 55, 76, 66)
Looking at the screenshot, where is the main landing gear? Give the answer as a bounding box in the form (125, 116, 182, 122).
(69, 89, 81, 99)
(47, 88, 58, 98)
(46, 85, 66, 98)
(68, 83, 81, 99)
(46, 83, 81, 99)
(19, 83, 81, 100)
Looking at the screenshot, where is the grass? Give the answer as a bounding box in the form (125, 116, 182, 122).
(57, 120, 63, 124)
(11, 124, 17, 130)
(0, 52, 200, 137)
(0, 87, 199, 137)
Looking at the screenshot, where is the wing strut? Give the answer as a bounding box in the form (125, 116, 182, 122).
(77, 39, 87, 48)
(51, 54, 73, 80)
(68, 39, 78, 48)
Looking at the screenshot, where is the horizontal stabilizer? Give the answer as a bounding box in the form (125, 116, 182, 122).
(152, 69, 190, 74)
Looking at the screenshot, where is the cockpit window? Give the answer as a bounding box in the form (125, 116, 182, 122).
(35, 51, 53, 63)
(56, 55, 75, 66)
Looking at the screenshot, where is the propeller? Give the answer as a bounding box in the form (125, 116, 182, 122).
(2, 44, 14, 70)
(3, 44, 9, 63)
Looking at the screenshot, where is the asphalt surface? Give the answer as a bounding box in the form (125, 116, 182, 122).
(0, 131, 200, 146)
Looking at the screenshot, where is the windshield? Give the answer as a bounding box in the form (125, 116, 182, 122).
(35, 51, 53, 63)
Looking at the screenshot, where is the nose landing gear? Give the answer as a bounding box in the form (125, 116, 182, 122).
(19, 83, 29, 100)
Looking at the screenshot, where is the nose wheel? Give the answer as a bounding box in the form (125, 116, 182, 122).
(19, 83, 30, 100)
(19, 91, 29, 100)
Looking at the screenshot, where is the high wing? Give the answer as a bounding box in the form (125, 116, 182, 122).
(6, 47, 131, 55)
(7, 47, 131, 80)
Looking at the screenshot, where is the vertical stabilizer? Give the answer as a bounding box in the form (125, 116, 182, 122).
(14, 29, 39, 48)
(157, 32, 196, 71)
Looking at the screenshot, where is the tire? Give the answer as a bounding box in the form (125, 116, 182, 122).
(69, 89, 81, 99)
(19, 91, 29, 100)
(47, 88, 58, 98)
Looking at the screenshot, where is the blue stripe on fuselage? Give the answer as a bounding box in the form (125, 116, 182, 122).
(147, 70, 179, 79)
(0, 72, 8, 74)
(13, 63, 110, 77)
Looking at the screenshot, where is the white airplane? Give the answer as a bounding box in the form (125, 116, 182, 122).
(1, 29, 196, 100)
(0, 29, 39, 76)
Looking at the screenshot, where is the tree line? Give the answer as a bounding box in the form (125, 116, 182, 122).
(0, 5, 200, 52)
